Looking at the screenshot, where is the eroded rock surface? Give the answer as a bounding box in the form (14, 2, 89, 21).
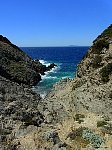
(0, 25, 112, 150)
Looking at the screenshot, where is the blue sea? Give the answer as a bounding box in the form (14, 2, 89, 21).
(21, 47, 88, 97)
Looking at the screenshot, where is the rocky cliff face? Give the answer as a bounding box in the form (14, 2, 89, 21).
(44, 25, 112, 119)
(0, 35, 56, 86)
(0, 26, 112, 150)
(37, 25, 112, 149)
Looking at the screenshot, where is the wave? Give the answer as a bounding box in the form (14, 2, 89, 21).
(39, 59, 61, 78)
(61, 76, 72, 79)
(39, 59, 61, 71)
(41, 75, 58, 80)
(39, 59, 51, 67)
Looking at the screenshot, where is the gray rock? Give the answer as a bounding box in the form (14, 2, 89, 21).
(43, 130, 61, 145)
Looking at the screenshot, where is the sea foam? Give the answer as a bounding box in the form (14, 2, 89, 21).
(39, 59, 51, 67)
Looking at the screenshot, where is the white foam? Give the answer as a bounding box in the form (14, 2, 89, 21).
(61, 76, 67, 79)
(39, 59, 61, 81)
(61, 76, 73, 80)
(46, 66, 60, 74)
(41, 75, 57, 80)
(39, 59, 51, 67)
(45, 76, 57, 79)
(40, 92, 47, 99)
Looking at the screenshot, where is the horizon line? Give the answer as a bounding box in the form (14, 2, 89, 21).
(20, 45, 90, 48)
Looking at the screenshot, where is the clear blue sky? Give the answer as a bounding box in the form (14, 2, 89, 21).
(0, 0, 112, 46)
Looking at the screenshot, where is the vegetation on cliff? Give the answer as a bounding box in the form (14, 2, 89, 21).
(0, 35, 56, 86)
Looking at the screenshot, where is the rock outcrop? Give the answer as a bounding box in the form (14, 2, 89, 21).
(0, 35, 56, 150)
(0, 35, 56, 86)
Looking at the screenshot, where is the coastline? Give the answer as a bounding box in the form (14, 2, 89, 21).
(0, 26, 112, 149)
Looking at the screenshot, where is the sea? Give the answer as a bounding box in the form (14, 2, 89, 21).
(21, 47, 89, 98)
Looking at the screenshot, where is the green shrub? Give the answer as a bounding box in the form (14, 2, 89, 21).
(67, 127, 87, 140)
(97, 119, 112, 135)
(101, 24, 112, 38)
(100, 63, 112, 82)
(67, 127, 104, 149)
(91, 55, 102, 68)
(82, 129, 104, 148)
(104, 116, 110, 121)
(75, 114, 85, 124)
(101, 123, 112, 135)
(92, 39, 109, 54)
(97, 121, 108, 127)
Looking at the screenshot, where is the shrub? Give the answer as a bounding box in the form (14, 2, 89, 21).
(92, 39, 109, 54)
(82, 129, 104, 149)
(67, 127, 104, 149)
(67, 127, 87, 140)
(97, 119, 112, 135)
(97, 121, 108, 127)
(75, 114, 85, 124)
(91, 55, 102, 68)
(101, 123, 112, 135)
(100, 63, 112, 82)
(101, 24, 112, 39)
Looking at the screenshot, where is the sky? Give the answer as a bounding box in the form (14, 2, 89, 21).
(0, 0, 112, 47)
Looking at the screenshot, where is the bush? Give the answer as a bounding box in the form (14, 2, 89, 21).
(75, 114, 85, 124)
(100, 63, 112, 82)
(91, 55, 102, 68)
(97, 121, 108, 127)
(67, 127, 87, 140)
(82, 129, 104, 148)
(92, 39, 109, 54)
(101, 123, 112, 135)
(101, 24, 112, 39)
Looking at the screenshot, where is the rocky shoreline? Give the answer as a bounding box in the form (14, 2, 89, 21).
(0, 26, 112, 150)
(0, 35, 57, 86)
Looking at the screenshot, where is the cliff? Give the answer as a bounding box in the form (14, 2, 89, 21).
(44, 25, 112, 119)
(36, 25, 112, 149)
(0, 26, 112, 150)
(0, 35, 56, 86)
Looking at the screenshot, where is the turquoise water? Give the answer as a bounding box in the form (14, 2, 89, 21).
(22, 47, 88, 97)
